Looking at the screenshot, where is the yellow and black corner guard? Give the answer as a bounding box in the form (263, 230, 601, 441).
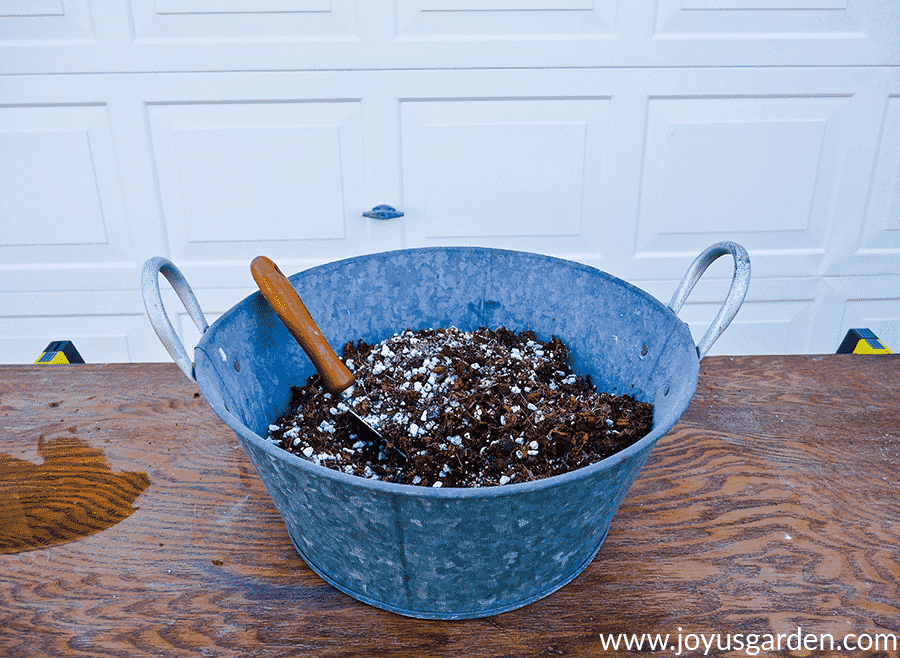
(836, 328, 893, 355)
(35, 341, 85, 364)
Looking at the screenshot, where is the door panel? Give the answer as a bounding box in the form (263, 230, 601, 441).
(146, 100, 369, 264)
(399, 98, 608, 256)
(635, 94, 853, 277)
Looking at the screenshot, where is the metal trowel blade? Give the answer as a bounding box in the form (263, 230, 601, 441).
(336, 387, 383, 442)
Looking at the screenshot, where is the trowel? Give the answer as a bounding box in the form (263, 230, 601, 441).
(250, 255, 384, 445)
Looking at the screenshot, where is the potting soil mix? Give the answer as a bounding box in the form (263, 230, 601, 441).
(267, 326, 653, 488)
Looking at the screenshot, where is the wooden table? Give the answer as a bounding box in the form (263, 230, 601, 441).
(1, 356, 898, 657)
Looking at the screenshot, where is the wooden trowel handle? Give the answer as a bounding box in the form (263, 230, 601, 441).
(251, 256, 354, 396)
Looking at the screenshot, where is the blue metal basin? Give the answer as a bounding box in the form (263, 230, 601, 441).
(143, 244, 749, 619)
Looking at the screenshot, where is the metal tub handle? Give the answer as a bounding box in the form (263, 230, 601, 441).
(141, 257, 209, 381)
(668, 241, 751, 359)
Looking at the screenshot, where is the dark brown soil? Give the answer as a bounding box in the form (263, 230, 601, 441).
(267, 326, 653, 488)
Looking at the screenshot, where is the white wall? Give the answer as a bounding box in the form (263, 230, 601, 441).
(2, 1, 899, 364)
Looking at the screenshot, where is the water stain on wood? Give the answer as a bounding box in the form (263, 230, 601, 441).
(0, 433, 150, 554)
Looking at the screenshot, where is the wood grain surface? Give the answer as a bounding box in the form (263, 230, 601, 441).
(0, 357, 898, 657)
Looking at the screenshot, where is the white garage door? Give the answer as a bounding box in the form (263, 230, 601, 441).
(1, 0, 899, 363)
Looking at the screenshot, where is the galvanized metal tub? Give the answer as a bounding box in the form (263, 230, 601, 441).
(142, 243, 750, 619)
